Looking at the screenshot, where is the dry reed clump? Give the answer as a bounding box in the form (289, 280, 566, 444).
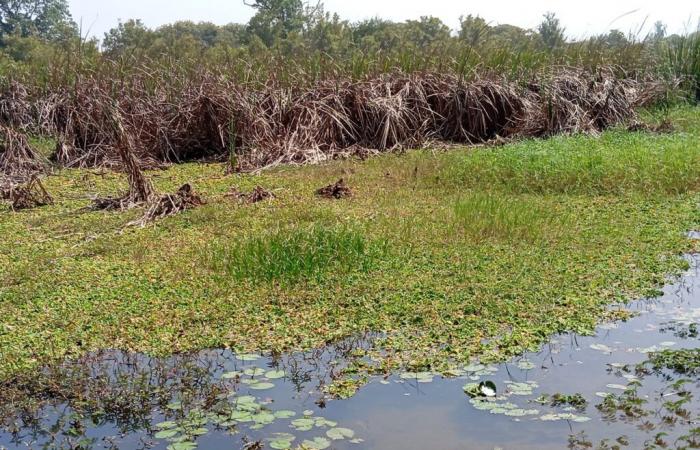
(0, 175, 53, 210)
(316, 179, 352, 199)
(0, 81, 34, 132)
(0, 125, 46, 179)
(517, 68, 637, 137)
(226, 186, 275, 204)
(128, 184, 205, 227)
(3, 67, 651, 174)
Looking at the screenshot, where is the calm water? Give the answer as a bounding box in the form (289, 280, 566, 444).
(2, 252, 700, 450)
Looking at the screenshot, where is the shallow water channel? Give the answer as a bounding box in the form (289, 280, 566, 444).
(2, 251, 700, 450)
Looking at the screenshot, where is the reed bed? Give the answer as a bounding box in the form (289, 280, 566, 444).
(0, 67, 667, 178)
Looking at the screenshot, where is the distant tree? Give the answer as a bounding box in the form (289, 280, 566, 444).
(352, 18, 396, 51)
(537, 12, 565, 51)
(102, 19, 154, 55)
(245, 0, 312, 46)
(458, 14, 490, 47)
(0, 0, 76, 44)
(602, 29, 628, 48)
(402, 16, 450, 49)
(647, 21, 667, 42)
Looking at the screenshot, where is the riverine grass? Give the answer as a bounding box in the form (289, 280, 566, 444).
(1, 106, 699, 383)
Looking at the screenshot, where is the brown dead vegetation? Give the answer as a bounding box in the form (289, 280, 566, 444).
(316, 179, 352, 199)
(0, 175, 53, 210)
(0, 68, 659, 178)
(227, 186, 275, 204)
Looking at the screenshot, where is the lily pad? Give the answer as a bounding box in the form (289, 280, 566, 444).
(301, 437, 331, 449)
(326, 427, 355, 440)
(314, 417, 338, 428)
(221, 371, 241, 379)
(167, 443, 197, 450)
(237, 354, 261, 361)
(274, 410, 297, 419)
(291, 418, 315, 431)
(244, 367, 266, 377)
(250, 382, 275, 390)
(266, 370, 286, 379)
(155, 429, 180, 439)
(270, 440, 292, 450)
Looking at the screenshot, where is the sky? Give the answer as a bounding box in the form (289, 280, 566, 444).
(69, 0, 700, 41)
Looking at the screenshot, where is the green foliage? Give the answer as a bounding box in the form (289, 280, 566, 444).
(206, 225, 383, 283)
(0, 0, 76, 43)
(537, 12, 565, 51)
(0, 107, 699, 381)
(453, 193, 554, 241)
(439, 131, 700, 195)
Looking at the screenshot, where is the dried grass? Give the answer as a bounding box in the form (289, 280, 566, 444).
(1, 67, 653, 173)
(0, 175, 53, 210)
(316, 179, 353, 199)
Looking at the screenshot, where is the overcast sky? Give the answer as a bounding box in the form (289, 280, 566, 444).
(69, 0, 699, 41)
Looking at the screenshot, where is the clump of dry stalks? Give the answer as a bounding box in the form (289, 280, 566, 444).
(0, 125, 52, 210)
(0, 175, 53, 210)
(227, 186, 275, 204)
(316, 179, 352, 199)
(0, 66, 673, 217)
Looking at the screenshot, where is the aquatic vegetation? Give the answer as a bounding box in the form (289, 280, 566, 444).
(1, 106, 700, 388)
(205, 225, 384, 283)
(644, 349, 700, 377)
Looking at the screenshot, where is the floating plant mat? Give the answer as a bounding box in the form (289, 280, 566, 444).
(2, 256, 700, 450)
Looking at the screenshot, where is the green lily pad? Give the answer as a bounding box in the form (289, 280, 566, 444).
(167, 443, 197, 450)
(270, 440, 292, 450)
(250, 382, 275, 390)
(291, 418, 315, 431)
(266, 370, 286, 379)
(230, 411, 254, 422)
(326, 427, 355, 440)
(155, 421, 177, 430)
(244, 367, 266, 377)
(253, 412, 276, 424)
(238, 354, 261, 361)
(314, 417, 337, 428)
(155, 429, 180, 439)
(274, 410, 297, 419)
(301, 437, 331, 449)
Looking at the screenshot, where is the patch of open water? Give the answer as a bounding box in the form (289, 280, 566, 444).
(2, 253, 700, 450)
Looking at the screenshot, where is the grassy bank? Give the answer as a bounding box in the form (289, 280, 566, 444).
(1, 107, 699, 382)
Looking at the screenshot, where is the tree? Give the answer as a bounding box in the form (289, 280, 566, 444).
(537, 12, 565, 51)
(647, 21, 666, 42)
(245, 0, 312, 47)
(102, 19, 154, 56)
(458, 14, 490, 47)
(0, 0, 76, 44)
(402, 16, 451, 50)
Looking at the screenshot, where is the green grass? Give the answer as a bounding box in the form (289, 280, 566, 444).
(205, 225, 384, 283)
(1, 106, 699, 382)
(439, 131, 700, 195)
(453, 192, 559, 241)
